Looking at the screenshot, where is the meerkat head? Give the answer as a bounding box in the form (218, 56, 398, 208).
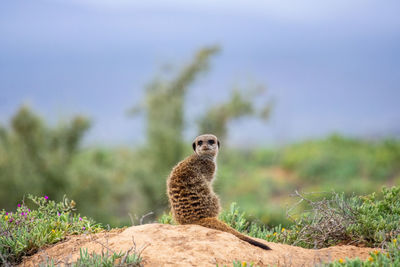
(192, 134, 220, 158)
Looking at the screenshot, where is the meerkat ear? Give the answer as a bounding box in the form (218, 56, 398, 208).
(217, 140, 220, 148)
(192, 142, 196, 151)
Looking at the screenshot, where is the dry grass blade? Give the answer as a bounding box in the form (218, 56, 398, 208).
(289, 190, 358, 248)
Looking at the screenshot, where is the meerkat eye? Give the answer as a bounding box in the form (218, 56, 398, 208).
(208, 140, 215, 145)
(197, 140, 203, 146)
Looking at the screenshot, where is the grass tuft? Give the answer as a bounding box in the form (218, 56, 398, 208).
(43, 247, 143, 267)
(325, 238, 400, 266)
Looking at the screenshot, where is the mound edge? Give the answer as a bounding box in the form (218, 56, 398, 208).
(20, 223, 377, 267)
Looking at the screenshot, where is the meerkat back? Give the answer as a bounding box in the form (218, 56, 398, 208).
(167, 134, 271, 251)
(167, 153, 220, 224)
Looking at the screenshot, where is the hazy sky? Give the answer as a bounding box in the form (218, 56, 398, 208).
(1, 0, 399, 146)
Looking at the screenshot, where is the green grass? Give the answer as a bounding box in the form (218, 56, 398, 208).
(219, 203, 284, 243)
(157, 212, 176, 225)
(216, 260, 258, 267)
(0, 195, 102, 265)
(44, 248, 143, 267)
(325, 239, 400, 266)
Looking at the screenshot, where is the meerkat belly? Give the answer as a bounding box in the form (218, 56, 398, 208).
(168, 181, 219, 224)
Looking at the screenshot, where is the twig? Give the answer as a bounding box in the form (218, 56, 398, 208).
(128, 213, 135, 226)
(92, 238, 117, 255)
(139, 212, 154, 225)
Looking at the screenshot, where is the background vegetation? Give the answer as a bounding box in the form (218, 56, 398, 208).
(0, 46, 399, 266)
(0, 47, 399, 229)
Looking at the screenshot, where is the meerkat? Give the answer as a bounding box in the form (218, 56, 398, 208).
(167, 134, 271, 250)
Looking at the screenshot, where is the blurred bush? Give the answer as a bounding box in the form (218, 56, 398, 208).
(280, 135, 400, 193)
(0, 106, 89, 210)
(0, 107, 145, 226)
(198, 85, 272, 140)
(1, 106, 399, 227)
(1, 47, 399, 228)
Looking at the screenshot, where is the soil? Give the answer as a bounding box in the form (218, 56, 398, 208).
(20, 223, 378, 267)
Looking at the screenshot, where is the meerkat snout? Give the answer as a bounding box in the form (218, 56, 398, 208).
(192, 134, 220, 157)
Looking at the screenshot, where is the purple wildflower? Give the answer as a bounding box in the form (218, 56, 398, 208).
(17, 204, 21, 207)
(57, 212, 61, 216)
(79, 217, 82, 221)
(82, 226, 86, 230)
(5, 212, 8, 215)
(28, 209, 31, 212)
(9, 218, 13, 223)
(44, 196, 49, 200)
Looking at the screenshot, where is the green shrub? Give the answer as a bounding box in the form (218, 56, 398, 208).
(283, 186, 400, 248)
(231, 260, 257, 267)
(0, 195, 102, 265)
(349, 186, 400, 246)
(219, 202, 251, 233)
(216, 260, 258, 267)
(157, 212, 175, 225)
(219, 203, 286, 243)
(325, 238, 400, 266)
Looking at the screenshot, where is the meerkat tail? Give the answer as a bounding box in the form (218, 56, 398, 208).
(197, 218, 271, 250)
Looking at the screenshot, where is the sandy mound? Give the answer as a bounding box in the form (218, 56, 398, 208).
(21, 223, 377, 267)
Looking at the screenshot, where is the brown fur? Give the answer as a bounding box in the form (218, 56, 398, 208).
(167, 134, 271, 250)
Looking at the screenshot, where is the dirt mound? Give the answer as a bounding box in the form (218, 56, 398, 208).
(21, 223, 377, 267)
